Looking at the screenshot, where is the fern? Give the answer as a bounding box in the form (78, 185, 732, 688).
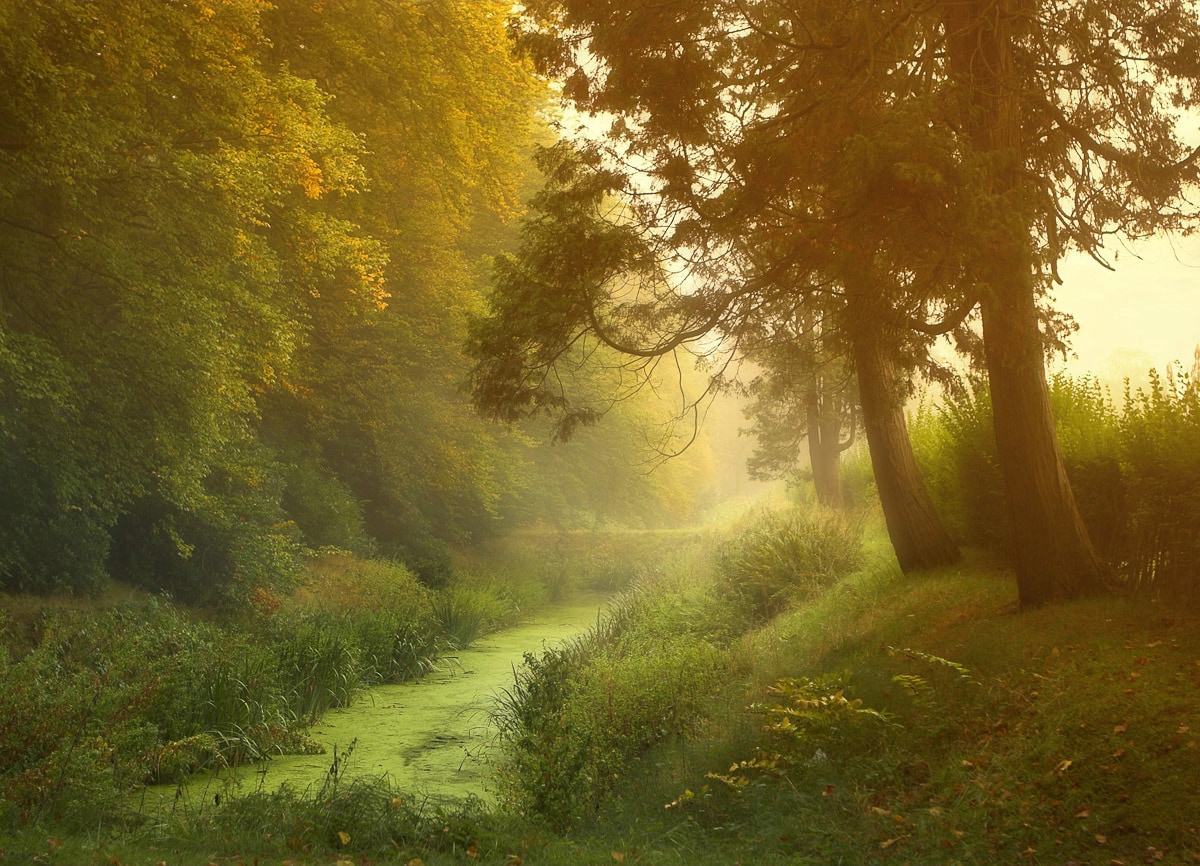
(886, 646, 978, 685)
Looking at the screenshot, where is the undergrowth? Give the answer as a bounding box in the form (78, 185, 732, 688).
(6, 521, 1200, 866)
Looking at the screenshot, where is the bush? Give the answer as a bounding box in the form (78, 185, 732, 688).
(491, 562, 736, 830)
(717, 508, 864, 621)
(108, 444, 308, 607)
(1119, 367, 1200, 602)
(279, 454, 376, 556)
(0, 332, 114, 595)
(493, 632, 726, 830)
(914, 368, 1200, 603)
(433, 587, 513, 650)
(910, 379, 1006, 551)
(0, 579, 445, 827)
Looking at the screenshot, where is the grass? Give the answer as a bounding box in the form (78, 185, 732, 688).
(535, 545, 1200, 865)
(4, 521, 1200, 864)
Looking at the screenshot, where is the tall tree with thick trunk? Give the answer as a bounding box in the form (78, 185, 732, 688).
(470, 143, 964, 571)
(845, 277, 961, 571)
(937, 0, 1200, 602)
(501, 0, 1200, 605)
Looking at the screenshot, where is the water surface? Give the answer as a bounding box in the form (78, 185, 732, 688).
(144, 596, 605, 810)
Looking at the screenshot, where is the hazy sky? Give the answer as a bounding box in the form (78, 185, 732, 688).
(1051, 232, 1200, 387)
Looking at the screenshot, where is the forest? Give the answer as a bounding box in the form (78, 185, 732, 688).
(2, 1, 1200, 864)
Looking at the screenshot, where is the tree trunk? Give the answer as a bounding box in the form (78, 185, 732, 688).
(846, 291, 960, 572)
(805, 388, 844, 509)
(943, 0, 1105, 605)
(981, 252, 1105, 604)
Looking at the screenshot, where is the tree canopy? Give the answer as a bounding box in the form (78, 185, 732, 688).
(472, 0, 1200, 604)
(0, 0, 714, 600)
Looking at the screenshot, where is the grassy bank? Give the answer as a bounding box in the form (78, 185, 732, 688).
(4, 518, 1200, 864)
(0, 529, 713, 859)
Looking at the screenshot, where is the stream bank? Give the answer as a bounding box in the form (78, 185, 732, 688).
(142, 596, 607, 811)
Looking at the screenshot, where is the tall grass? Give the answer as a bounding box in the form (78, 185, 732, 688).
(489, 533, 751, 830)
(912, 368, 1200, 603)
(717, 507, 865, 622)
(0, 561, 448, 827)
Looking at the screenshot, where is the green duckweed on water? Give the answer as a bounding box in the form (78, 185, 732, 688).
(138, 597, 607, 813)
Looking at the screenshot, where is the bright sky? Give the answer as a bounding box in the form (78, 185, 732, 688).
(1051, 233, 1200, 389)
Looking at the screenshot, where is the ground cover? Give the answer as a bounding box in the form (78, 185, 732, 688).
(3, 520, 1199, 865)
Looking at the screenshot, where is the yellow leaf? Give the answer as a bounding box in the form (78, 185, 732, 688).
(1114, 724, 1128, 734)
(612, 852, 625, 862)
(1055, 759, 1073, 775)
(1095, 834, 1108, 844)
(337, 830, 351, 845)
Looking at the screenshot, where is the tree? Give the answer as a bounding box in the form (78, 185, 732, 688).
(0, 0, 372, 595)
(492, 0, 1200, 603)
(470, 141, 962, 571)
(936, 0, 1200, 603)
(741, 313, 857, 509)
(252, 0, 551, 578)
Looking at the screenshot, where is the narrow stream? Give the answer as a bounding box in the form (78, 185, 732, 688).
(141, 596, 606, 811)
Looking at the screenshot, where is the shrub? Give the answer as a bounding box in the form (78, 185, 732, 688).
(433, 587, 513, 650)
(493, 632, 726, 830)
(0, 583, 446, 828)
(909, 380, 1006, 551)
(108, 451, 308, 608)
(491, 574, 732, 830)
(1119, 366, 1200, 602)
(913, 368, 1200, 603)
(717, 508, 864, 621)
(279, 454, 376, 556)
(0, 333, 114, 595)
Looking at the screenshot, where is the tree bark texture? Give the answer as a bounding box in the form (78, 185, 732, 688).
(846, 290, 960, 572)
(981, 254, 1105, 603)
(943, 0, 1105, 604)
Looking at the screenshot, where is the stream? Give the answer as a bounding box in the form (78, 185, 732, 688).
(140, 596, 606, 811)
